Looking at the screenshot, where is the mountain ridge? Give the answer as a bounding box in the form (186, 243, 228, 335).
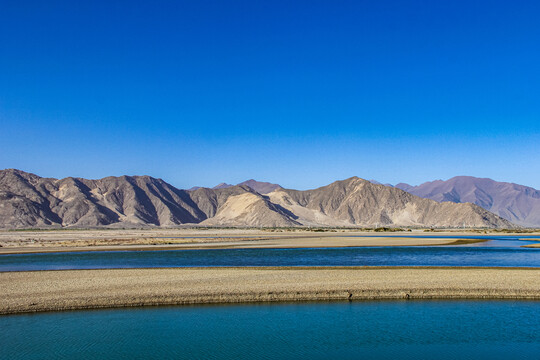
(189, 179, 282, 194)
(0, 169, 515, 229)
(394, 176, 540, 227)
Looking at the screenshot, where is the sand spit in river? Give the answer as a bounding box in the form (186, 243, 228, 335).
(0, 229, 496, 254)
(1, 267, 539, 314)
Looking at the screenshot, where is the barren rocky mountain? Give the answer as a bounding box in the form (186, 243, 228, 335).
(269, 177, 512, 228)
(0, 169, 205, 227)
(0, 169, 514, 228)
(200, 190, 299, 227)
(395, 176, 540, 227)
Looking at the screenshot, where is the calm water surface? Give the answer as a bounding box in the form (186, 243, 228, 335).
(1, 301, 539, 359)
(0, 236, 539, 271)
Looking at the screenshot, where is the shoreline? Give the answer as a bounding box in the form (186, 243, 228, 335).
(0, 236, 489, 255)
(2, 267, 539, 315)
(2, 228, 538, 255)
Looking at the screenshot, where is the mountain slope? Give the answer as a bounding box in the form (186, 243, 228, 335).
(0, 169, 206, 227)
(269, 177, 512, 228)
(201, 190, 299, 227)
(0, 170, 295, 228)
(395, 176, 540, 227)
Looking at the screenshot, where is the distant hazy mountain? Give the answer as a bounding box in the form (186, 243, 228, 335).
(368, 179, 394, 187)
(212, 183, 233, 190)
(395, 176, 540, 227)
(0, 169, 513, 228)
(191, 179, 282, 194)
(394, 182, 413, 192)
(237, 179, 282, 194)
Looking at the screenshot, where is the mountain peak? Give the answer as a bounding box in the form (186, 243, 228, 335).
(1, 168, 40, 178)
(212, 182, 233, 189)
(237, 179, 281, 194)
(336, 176, 368, 185)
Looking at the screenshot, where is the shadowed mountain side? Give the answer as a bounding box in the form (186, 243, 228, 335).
(0, 169, 516, 228)
(0, 169, 205, 227)
(0, 170, 292, 228)
(200, 191, 300, 227)
(187, 186, 255, 219)
(0, 170, 63, 227)
(396, 176, 540, 227)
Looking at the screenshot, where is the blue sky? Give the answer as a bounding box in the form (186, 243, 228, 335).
(1, 0, 539, 189)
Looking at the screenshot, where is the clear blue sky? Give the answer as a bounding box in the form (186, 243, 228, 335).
(1, 0, 539, 190)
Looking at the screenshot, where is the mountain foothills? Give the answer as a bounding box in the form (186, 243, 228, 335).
(395, 176, 540, 227)
(0, 169, 514, 229)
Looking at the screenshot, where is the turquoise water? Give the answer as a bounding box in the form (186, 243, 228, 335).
(1, 237, 539, 271)
(1, 301, 539, 359)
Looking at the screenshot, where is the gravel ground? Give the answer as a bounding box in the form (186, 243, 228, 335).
(1, 267, 539, 314)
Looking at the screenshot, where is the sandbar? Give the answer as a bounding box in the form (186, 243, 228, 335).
(0, 228, 490, 254)
(1, 267, 539, 315)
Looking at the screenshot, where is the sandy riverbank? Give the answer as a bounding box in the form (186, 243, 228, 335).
(0, 237, 484, 254)
(1, 267, 539, 315)
(0, 228, 499, 254)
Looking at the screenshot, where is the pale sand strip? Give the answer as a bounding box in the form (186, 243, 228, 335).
(0, 237, 482, 255)
(1, 267, 539, 315)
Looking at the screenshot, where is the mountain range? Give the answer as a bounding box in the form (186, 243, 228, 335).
(393, 176, 540, 227)
(0, 169, 514, 229)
